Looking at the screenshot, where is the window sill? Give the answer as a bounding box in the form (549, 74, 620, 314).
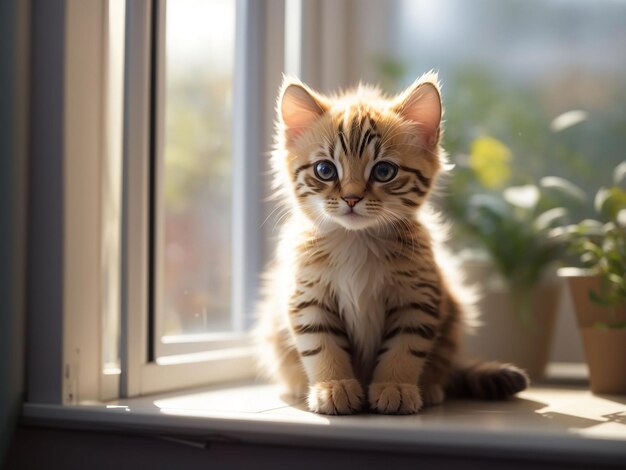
(22, 365, 626, 466)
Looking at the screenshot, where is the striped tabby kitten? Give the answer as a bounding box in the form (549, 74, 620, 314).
(256, 72, 528, 415)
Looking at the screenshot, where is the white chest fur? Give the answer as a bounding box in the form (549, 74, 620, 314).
(319, 231, 389, 373)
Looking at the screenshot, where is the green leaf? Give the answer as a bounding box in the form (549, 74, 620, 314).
(549, 110, 588, 132)
(589, 289, 612, 306)
(603, 187, 626, 221)
(613, 161, 626, 187)
(594, 187, 610, 214)
(576, 219, 604, 236)
(468, 194, 510, 218)
(503, 185, 540, 210)
(580, 252, 598, 264)
(607, 273, 625, 287)
(533, 207, 568, 232)
(540, 176, 587, 203)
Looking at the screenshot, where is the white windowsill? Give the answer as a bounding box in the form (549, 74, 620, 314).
(21, 364, 626, 464)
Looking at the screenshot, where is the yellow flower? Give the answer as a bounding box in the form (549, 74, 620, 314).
(469, 136, 512, 189)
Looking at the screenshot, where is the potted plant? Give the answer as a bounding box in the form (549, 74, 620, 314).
(457, 180, 575, 379)
(446, 136, 587, 380)
(555, 162, 626, 394)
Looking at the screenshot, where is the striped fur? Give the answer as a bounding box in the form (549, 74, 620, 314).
(255, 73, 528, 415)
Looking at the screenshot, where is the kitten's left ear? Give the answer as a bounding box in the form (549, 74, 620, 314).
(393, 75, 442, 149)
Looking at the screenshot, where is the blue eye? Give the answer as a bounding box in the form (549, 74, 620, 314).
(371, 162, 398, 182)
(314, 160, 338, 181)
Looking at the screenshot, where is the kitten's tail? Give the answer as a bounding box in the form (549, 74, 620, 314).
(446, 360, 530, 400)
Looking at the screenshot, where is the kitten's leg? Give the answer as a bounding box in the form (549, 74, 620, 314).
(289, 301, 363, 415)
(369, 297, 441, 414)
(274, 333, 309, 398)
(419, 296, 461, 407)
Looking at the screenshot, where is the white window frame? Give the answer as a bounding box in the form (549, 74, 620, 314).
(28, 0, 116, 406)
(119, 0, 287, 397)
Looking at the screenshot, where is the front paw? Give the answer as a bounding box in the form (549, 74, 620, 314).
(307, 379, 364, 415)
(369, 382, 423, 414)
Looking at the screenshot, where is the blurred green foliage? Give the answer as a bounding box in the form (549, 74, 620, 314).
(376, 61, 626, 294)
(162, 72, 233, 335)
(373, 56, 408, 95)
(164, 75, 232, 212)
(461, 180, 573, 293)
(554, 163, 626, 326)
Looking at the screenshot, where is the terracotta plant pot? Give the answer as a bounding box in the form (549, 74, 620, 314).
(561, 270, 626, 394)
(460, 260, 560, 381)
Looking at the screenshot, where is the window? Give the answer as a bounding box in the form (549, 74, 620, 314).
(117, 0, 284, 397)
(25, 0, 285, 404)
(153, 0, 241, 360)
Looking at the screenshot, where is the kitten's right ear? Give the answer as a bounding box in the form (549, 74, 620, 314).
(279, 79, 327, 144)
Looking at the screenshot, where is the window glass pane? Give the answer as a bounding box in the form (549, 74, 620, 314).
(161, 0, 236, 337)
(391, 0, 626, 224)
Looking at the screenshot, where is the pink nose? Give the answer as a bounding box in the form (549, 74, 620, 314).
(342, 195, 363, 208)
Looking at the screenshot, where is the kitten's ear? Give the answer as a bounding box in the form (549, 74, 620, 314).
(393, 74, 442, 149)
(280, 79, 328, 144)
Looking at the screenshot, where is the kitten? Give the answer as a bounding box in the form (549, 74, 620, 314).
(255, 72, 528, 415)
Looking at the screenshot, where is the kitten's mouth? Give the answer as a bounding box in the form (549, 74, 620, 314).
(340, 208, 365, 219)
(334, 210, 375, 230)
